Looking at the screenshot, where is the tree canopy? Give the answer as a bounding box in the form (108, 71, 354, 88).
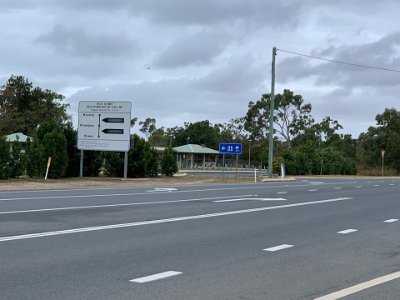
(245, 89, 313, 147)
(0, 75, 70, 135)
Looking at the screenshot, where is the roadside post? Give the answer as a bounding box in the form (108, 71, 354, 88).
(381, 149, 385, 176)
(45, 157, 52, 180)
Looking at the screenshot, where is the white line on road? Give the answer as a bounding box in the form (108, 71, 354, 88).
(147, 188, 178, 192)
(308, 189, 318, 192)
(314, 270, 400, 300)
(213, 198, 286, 203)
(0, 182, 360, 202)
(337, 229, 358, 234)
(263, 244, 293, 252)
(373, 185, 380, 187)
(277, 191, 288, 194)
(334, 187, 342, 190)
(130, 271, 182, 283)
(389, 184, 395, 186)
(355, 186, 363, 189)
(0, 197, 353, 243)
(0, 195, 256, 215)
(384, 219, 399, 223)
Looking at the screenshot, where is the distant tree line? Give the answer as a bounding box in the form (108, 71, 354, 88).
(0, 75, 399, 179)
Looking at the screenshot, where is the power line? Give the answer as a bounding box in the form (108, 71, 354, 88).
(277, 48, 400, 73)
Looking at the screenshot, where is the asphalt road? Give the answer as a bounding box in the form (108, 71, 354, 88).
(2, 178, 400, 299)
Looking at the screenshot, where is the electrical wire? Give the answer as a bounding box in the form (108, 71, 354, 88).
(277, 48, 400, 73)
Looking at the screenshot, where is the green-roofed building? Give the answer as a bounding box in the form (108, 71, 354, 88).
(5, 132, 32, 143)
(172, 144, 219, 169)
(4, 132, 32, 153)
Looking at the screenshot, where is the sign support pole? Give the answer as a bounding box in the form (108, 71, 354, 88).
(222, 154, 225, 177)
(80, 150, 84, 178)
(235, 155, 238, 180)
(124, 151, 128, 180)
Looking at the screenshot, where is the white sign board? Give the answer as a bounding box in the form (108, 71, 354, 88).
(78, 101, 132, 151)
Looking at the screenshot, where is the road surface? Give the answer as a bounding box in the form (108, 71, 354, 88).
(1, 178, 400, 299)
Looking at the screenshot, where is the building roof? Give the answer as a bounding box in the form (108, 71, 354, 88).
(5, 132, 32, 143)
(172, 144, 219, 154)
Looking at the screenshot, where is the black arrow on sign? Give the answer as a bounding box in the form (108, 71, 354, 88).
(102, 117, 124, 123)
(102, 129, 124, 134)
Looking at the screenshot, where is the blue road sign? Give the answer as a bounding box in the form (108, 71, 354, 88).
(219, 143, 242, 155)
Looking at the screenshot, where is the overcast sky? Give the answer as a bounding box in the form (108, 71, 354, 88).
(1, 0, 399, 138)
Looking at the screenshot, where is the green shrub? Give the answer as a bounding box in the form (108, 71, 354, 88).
(161, 147, 178, 176)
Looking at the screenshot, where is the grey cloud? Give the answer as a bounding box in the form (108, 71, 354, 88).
(68, 72, 260, 129)
(153, 31, 230, 68)
(193, 55, 265, 93)
(35, 24, 139, 58)
(277, 32, 400, 88)
(43, 0, 303, 29)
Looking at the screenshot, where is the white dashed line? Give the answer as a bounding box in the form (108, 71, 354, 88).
(337, 229, 358, 234)
(277, 192, 288, 195)
(389, 184, 395, 186)
(263, 244, 294, 252)
(214, 198, 286, 203)
(130, 271, 182, 283)
(384, 219, 399, 223)
(373, 185, 380, 187)
(308, 189, 318, 192)
(334, 187, 342, 190)
(355, 186, 363, 189)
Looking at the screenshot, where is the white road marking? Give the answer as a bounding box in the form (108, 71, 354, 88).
(0, 181, 361, 202)
(0, 197, 352, 243)
(389, 184, 395, 186)
(334, 187, 342, 190)
(277, 191, 288, 194)
(384, 219, 399, 223)
(337, 229, 358, 234)
(130, 271, 182, 283)
(147, 188, 178, 192)
(263, 244, 293, 252)
(373, 185, 380, 187)
(0, 195, 256, 215)
(314, 270, 400, 300)
(213, 198, 286, 203)
(355, 186, 363, 189)
(308, 189, 318, 192)
(310, 182, 325, 185)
